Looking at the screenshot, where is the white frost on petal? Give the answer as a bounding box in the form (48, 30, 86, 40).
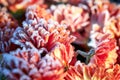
(20, 75, 31, 80)
(12, 68, 25, 76)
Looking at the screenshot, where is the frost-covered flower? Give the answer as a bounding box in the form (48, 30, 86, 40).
(11, 5, 75, 48)
(0, 7, 18, 53)
(11, 5, 76, 66)
(0, 48, 65, 80)
(49, 4, 90, 45)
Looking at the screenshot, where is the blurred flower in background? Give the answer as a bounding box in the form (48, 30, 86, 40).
(0, 7, 18, 53)
(48, 4, 91, 51)
(0, 0, 45, 12)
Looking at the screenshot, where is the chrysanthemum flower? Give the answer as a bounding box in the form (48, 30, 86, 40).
(0, 7, 18, 53)
(0, 48, 65, 80)
(11, 5, 76, 66)
(49, 4, 90, 45)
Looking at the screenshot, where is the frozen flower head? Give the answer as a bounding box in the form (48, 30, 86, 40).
(65, 61, 120, 80)
(0, 7, 18, 53)
(11, 5, 76, 66)
(49, 4, 90, 44)
(11, 5, 75, 49)
(0, 48, 65, 80)
(0, 0, 45, 12)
